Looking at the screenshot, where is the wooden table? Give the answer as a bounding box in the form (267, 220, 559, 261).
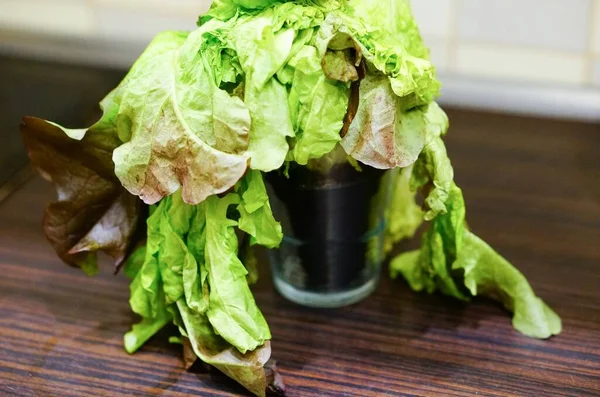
(1, 109, 599, 396)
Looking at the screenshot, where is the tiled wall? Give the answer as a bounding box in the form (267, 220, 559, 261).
(412, 0, 600, 88)
(1, 0, 599, 89)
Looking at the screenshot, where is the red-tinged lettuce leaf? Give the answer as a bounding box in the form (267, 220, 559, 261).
(110, 30, 252, 205)
(265, 360, 286, 396)
(182, 336, 201, 370)
(341, 74, 427, 169)
(21, 116, 142, 273)
(177, 300, 272, 397)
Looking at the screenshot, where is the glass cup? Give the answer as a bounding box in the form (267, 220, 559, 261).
(266, 159, 393, 308)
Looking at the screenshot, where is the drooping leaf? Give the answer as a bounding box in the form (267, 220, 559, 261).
(177, 300, 272, 397)
(157, 208, 188, 305)
(129, 205, 164, 320)
(146, 192, 210, 314)
(410, 103, 453, 220)
(124, 303, 172, 354)
(21, 117, 142, 272)
(384, 165, 424, 255)
(391, 183, 562, 339)
(230, 9, 296, 171)
(124, 189, 275, 365)
(455, 231, 562, 339)
(236, 170, 283, 249)
(203, 194, 271, 353)
(184, 209, 211, 314)
(286, 45, 349, 164)
(124, 236, 172, 354)
(240, 239, 260, 285)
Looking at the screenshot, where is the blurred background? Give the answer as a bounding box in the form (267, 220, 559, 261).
(1, 0, 598, 119)
(0, 0, 599, 198)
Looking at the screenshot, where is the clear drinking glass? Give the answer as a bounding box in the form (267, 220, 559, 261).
(266, 158, 393, 308)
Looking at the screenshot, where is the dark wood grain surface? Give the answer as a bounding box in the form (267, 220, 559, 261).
(1, 105, 600, 396)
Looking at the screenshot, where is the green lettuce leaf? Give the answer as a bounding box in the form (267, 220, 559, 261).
(127, 190, 271, 354)
(320, 9, 439, 110)
(389, 104, 560, 338)
(123, 246, 146, 279)
(184, 208, 211, 314)
(230, 9, 295, 171)
(203, 194, 271, 353)
(286, 45, 349, 164)
(157, 194, 195, 305)
(177, 300, 271, 397)
(124, 224, 172, 353)
(199, 0, 239, 25)
(123, 190, 274, 393)
(201, 0, 342, 26)
(392, 184, 468, 299)
(202, 0, 437, 167)
(124, 299, 172, 355)
(228, 3, 333, 170)
(236, 170, 283, 249)
(351, 0, 430, 60)
(456, 232, 562, 338)
(240, 240, 260, 285)
(384, 165, 424, 255)
(390, 180, 561, 339)
(410, 103, 453, 220)
(128, 205, 165, 320)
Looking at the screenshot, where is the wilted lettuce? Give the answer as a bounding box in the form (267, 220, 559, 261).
(123, 171, 281, 396)
(236, 170, 284, 249)
(22, 0, 561, 395)
(21, 116, 143, 274)
(388, 112, 562, 339)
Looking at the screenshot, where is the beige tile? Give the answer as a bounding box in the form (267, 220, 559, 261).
(411, 0, 453, 38)
(593, 0, 600, 54)
(458, 0, 592, 52)
(456, 44, 587, 85)
(92, 0, 211, 16)
(0, 0, 94, 36)
(422, 36, 450, 72)
(593, 58, 600, 86)
(94, 6, 198, 42)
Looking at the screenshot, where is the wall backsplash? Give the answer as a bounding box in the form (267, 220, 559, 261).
(1, 0, 599, 119)
(412, 0, 599, 87)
